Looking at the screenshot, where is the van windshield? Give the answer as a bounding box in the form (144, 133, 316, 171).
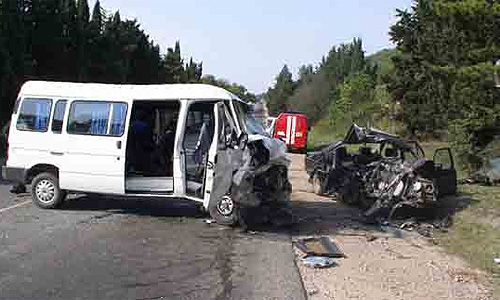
(232, 101, 268, 136)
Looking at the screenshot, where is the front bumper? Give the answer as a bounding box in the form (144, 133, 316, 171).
(1, 166, 26, 183)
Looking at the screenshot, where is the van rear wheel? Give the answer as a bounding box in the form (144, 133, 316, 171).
(31, 172, 66, 209)
(208, 195, 238, 226)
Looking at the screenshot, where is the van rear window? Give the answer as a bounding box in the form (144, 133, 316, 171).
(16, 98, 53, 132)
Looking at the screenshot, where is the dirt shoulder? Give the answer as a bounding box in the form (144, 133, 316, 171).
(288, 153, 494, 300)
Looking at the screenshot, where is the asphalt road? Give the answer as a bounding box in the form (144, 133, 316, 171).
(0, 176, 306, 299)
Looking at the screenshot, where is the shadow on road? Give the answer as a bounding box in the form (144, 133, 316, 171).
(0, 165, 13, 186)
(59, 194, 205, 219)
(283, 191, 479, 238)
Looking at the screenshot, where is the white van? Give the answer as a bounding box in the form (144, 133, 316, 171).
(2, 81, 291, 225)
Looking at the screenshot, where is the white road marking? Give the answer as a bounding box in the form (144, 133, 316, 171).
(0, 200, 31, 213)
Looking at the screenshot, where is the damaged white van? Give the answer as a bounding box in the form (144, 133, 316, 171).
(2, 81, 292, 225)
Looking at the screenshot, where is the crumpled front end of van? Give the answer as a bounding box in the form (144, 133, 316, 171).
(231, 135, 293, 225)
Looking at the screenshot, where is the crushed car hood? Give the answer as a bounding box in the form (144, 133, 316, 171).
(344, 124, 408, 148)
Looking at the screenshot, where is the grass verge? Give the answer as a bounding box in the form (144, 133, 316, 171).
(307, 118, 343, 149)
(435, 185, 500, 297)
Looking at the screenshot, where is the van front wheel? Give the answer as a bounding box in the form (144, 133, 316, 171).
(31, 172, 66, 209)
(208, 195, 238, 226)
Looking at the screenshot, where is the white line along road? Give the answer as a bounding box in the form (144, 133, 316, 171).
(0, 200, 31, 213)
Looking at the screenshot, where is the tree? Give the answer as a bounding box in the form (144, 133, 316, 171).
(320, 38, 370, 84)
(297, 64, 314, 85)
(329, 74, 375, 129)
(389, 0, 500, 171)
(164, 41, 184, 83)
(1, 0, 31, 123)
(88, 0, 105, 81)
(265, 38, 378, 122)
(76, 0, 90, 81)
(185, 57, 202, 83)
(0, 0, 205, 127)
(266, 65, 295, 115)
(90, 0, 104, 34)
(60, 0, 78, 81)
(288, 72, 331, 123)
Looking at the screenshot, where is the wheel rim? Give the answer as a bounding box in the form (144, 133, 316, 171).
(217, 196, 234, 216)
(36, 179, 56, 204)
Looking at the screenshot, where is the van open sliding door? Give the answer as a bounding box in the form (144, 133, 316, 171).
(124, 100, 180, 194)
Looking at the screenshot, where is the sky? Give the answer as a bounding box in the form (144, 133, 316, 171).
(93, 0, 412, 94)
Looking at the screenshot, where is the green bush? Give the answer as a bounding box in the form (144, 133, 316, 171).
(448, 64, 500, 175)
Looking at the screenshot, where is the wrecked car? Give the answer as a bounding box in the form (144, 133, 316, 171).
(306, 124, 457, 220)
(2, 81, 291, 226)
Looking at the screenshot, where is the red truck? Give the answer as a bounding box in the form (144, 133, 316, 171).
(272, 112, 309, 152)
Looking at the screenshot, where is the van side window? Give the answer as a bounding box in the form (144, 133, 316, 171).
(110, 103, 127, 136)
(68, 102, 111, 135)
(51, 100, 67, 134)
(16, 98, 53, 132)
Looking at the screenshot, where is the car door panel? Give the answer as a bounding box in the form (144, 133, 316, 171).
(59, 101, 129, 195)
(203, 102, 241, 209)
(433, 147, 457, 196)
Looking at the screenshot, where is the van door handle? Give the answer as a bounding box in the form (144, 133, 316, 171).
(50, 151, 64, 156)
(116, 141, 122, 149)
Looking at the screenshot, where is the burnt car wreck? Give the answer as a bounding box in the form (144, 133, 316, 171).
(306, 124, 457, 221)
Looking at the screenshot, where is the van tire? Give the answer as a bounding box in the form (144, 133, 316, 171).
(208, 195, 238, 226)
(31, 172, 66, 209)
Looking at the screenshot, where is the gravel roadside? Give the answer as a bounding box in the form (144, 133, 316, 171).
(288, 154, 494, 300)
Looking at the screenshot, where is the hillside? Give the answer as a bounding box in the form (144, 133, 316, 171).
(367, 48, 398, 83)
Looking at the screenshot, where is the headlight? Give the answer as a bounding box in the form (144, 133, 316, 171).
(413, 181, 422, 192)
(393, 181, 404, 197)
(378, 181, 385, 190)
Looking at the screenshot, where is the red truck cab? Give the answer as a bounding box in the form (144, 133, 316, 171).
(273, 112, 309, 152)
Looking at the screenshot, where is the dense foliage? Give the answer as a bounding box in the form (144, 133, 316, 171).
(265, 38, 385, 132)
(390, 0, 500, 171)
(266, 65, 295, 115)
(266, 0, 500, 171)
(0, 0, 254, 129)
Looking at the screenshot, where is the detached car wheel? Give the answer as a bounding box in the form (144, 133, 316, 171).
(31, 172, 66, 209)
(209, 195, 238, 226)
